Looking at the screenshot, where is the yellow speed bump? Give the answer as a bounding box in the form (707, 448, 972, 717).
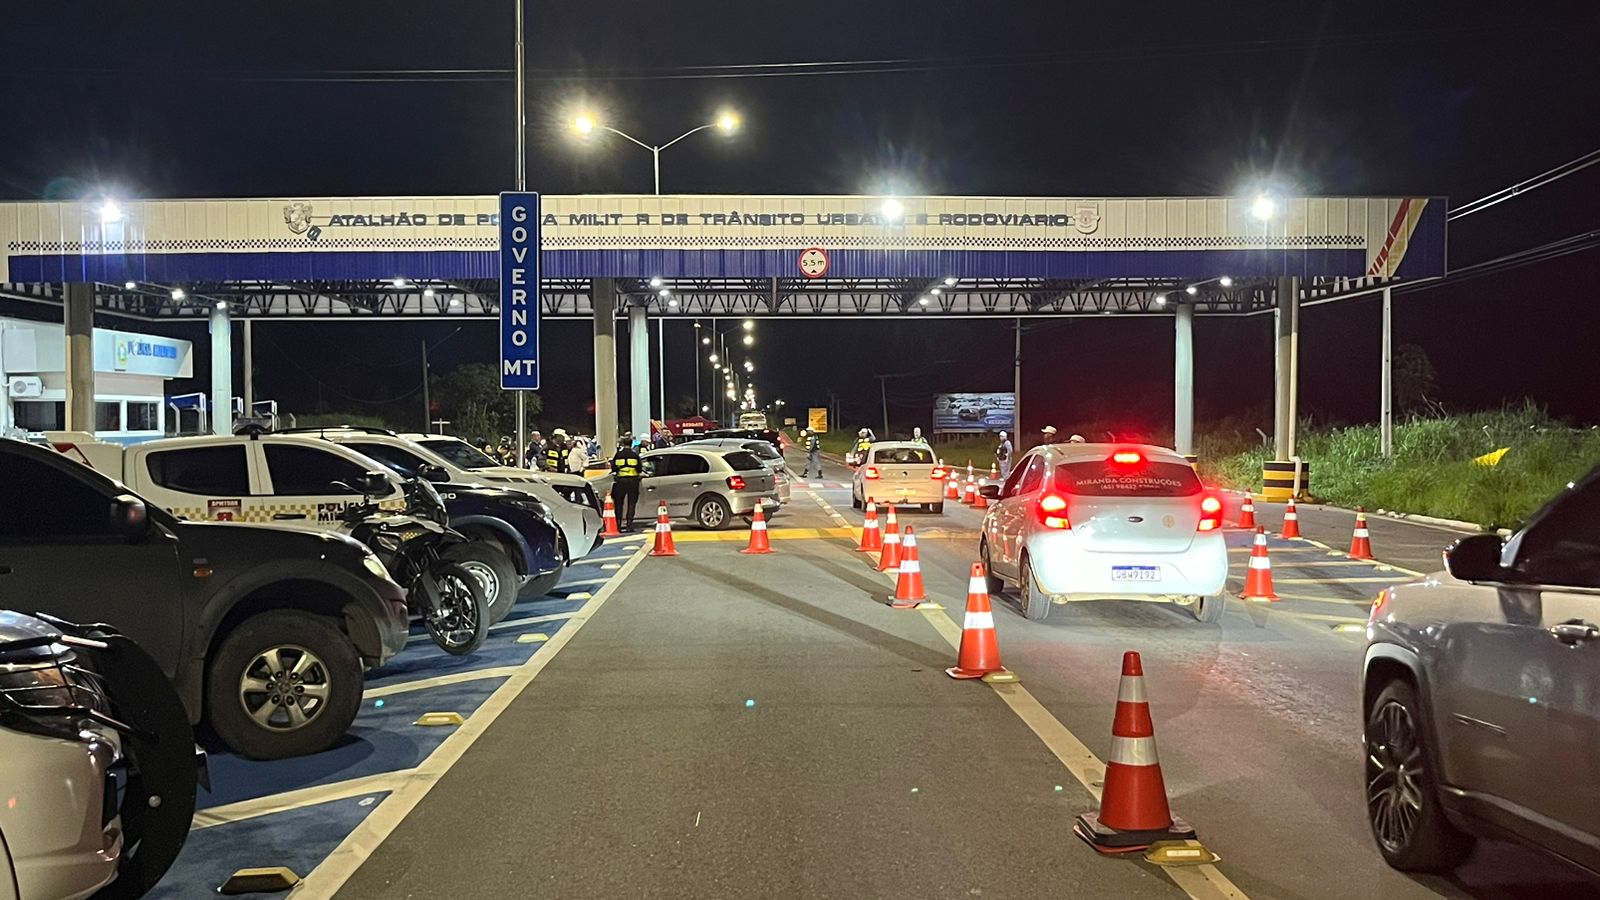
(516, 633, 549, 644)
(1143, 840, 1221, 866)
(414, 711, 465, 727)
(220, 866, 301, 894)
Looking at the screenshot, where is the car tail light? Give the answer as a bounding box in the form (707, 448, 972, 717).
(1111, 450, 1144, 465)
(930, 466, 947, 479)
(1197, 494, 1223, 532)
(864, 466, 881, 480)
(1036, 493, 1071, 529)
(726, 475, 746, 491)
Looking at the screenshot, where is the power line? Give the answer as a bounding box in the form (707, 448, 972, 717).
(1448, 147, 1600, 221)
(1401, 227, 1600, 290)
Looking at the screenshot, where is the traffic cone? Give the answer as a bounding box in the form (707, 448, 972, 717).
(962, 465, 977, 504)
(1074, 651, 1195, 853)
(876, 504, 902, 573)
(945, 470, 960, 500)
(741, 499, 773, 554)
(973, 476, 990, 509)
(1238, 495, 1256, 529)
(1349, 506, 1373, 560)
(1240, 527, 1278, 601)
(649, 501, 678, 557)
(946, 563, 1016, 682)
(1280, 499, 1301, 539)
(600, 493, 621, 536)
(989, 463, 999, 482)
(857, 498, 882, 552)
(886, 527, 926, 608)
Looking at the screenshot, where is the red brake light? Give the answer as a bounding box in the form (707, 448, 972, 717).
(1036, 493, 1071, 529)
(1197, 493, 1223, 531)
(726, 475, 746, 491)
(930, 466, 947, 479)
(864, 466, 881, 480)
(1111, 450, 1143, 465)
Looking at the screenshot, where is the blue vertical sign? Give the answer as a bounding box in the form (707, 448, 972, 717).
(499, 192, 541, 389)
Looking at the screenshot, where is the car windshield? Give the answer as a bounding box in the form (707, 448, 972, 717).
(873, 447, 935, 465)
(1055, 459, 1202, 497)
(724, 451, 766, 472)
(419, 438, 498, 470)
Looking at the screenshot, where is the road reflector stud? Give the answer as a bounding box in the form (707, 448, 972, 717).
(414, 712, 465, 727)
(918, 602, 943, 610)
(219, 867, 300, 894)
(1144, 840, 1220, 866)
(980, 670, 1020, 684)
(565, 591, 593, 601)
(516, 633, 549, 644)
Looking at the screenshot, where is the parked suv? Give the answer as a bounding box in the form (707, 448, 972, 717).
(641, 447, 780, 529)
(0, 438, 410, 760)
(1362, 465, 1600, 876)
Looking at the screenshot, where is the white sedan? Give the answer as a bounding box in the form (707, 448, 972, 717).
(979, 443, 1228, 622)
(851, 442, 949, 512)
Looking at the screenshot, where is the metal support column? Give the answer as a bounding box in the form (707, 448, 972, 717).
(1273, 275, 1300, 459)
(243, 318, 255, 415)
(592, 279, 619, 450)
(1013, 318, 1023, 438)
(657, 317, 666, 420)
(1174, 301, 1194, 456)
(209, 303, 232, 435)
(1380, 284, 1393, 458)
(628, 304, 651, 438)
(63, 282, 95, 432)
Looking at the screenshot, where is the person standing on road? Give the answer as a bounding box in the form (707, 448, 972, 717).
(567, 436, 591, 475)
(996, 430, 1014, 480)
(524, 431, 545, 470)
(544, 429, 570, 473)
(911, 426, 928, 447)
(802, 428, 822, 478)
(611, 434, 643, 530)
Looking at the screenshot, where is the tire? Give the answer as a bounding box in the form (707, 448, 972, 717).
(1192, 593, 1227, 623)
(426, 563, 490, 655)
(1021, 555, 1051, 622)
(695, 495, 733, 530)
(205, 611, 362, 761)
(444, 541, 519, 625)
(931, 502, 945, 514)
(978, 539, 1005, 595)
(521, 567, 563, 600)
(1365, 680, 1474, 872)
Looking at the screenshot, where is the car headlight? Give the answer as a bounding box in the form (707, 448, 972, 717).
(362, 553, 392, 581)
(0, 664, 77, 708)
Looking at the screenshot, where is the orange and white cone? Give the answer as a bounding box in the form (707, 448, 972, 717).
(600, 493, 621, 536)
(973, 476, 990, 509)
(945, 470, 961, 500)
(1349, 506, 1373, 560)
(1241, 526, 1278, 601)
(1280, 499, 1301, 539)
(962, 466, 977, 504)
(649, 501, 678, 557)
(886, 527, 926, 608)
(946, 563, 1017, 682)
(857, 498, 882, 552)
(1075, 651, 1195, 852)
(876, 504, 902, 572)
(741, 499, 773, 554)
(1237, 495, 1257, 529)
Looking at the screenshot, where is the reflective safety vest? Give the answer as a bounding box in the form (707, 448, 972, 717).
(806, 435, 820, 452)
(613, 449, 642, 479)
(855, 439, 872, 453)
(544, 444, 568, 471)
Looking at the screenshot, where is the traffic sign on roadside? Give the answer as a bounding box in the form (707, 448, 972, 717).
(499, 192, 541, 389)
(798, 247, 829, 278)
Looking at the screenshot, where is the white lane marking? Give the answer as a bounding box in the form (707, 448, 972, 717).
(363, 666, 522, 699)
(601, 563, 621, 570)
(1273, 576, 1406, 585)
(193, 772, 401, 830)
(1298, 537, 1424, 577)
(295, 542, 651, 899)
(900, 563, 1247, 899)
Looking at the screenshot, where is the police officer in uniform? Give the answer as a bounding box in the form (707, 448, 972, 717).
(802, 428, 823, 478)
(543, 428, 570, 473)
(611, 434, 644, 530)
(996, 430, 1014, 480)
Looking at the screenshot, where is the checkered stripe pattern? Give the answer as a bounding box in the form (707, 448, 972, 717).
(167, 497, 406, 524)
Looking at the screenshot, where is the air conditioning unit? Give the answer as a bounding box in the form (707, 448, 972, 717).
(6, 377, 43, 398)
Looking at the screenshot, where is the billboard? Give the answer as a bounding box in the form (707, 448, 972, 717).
(933, 393, 1015, 434)
(807, 407, 829, 433)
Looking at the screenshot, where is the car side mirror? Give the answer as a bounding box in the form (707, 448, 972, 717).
(355, 471, 391, 496)
(979, 484, 1001, 500)
(111, 494, 150, 542)
(417, 463, 450, 483)
(1444, 533, 1505, 582)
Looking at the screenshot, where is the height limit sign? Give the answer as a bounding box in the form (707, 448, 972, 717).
(499, 192, 541, 389)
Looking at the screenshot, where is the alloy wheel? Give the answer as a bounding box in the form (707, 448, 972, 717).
(1367, 699, 1426, 853)
(237, 645, 331, 732)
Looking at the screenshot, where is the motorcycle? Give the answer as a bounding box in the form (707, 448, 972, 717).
(337, 473, 489, 655)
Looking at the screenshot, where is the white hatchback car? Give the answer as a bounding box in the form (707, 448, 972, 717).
(979, 443, 1228, 622)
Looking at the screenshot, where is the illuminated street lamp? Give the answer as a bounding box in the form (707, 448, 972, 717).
(881, 198, 904, 221)
(742, 334, 754, 346)
(742, 319, 754, 331)
(97, 200, 123, 224)
(708, 353, 719, 364)
(1251, 194, 1278, 222)
(571, 110, 741, 195)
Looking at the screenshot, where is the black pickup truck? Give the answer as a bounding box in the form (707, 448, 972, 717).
(0, 438, 410, 760)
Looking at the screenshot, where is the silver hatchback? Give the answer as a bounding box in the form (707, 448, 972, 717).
(641, 447, 781, 529)
(1362, 466, 1600, 876)
(676, 438, 793, 505)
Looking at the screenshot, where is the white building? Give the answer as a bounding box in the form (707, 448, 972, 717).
(0, 316, 193, 444)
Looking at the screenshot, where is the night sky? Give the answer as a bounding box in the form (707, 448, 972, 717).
(3, 2, 1598, 435)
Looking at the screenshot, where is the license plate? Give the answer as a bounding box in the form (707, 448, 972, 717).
(896, 488, 917, 496)
(1111, 566, 1160, 582)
